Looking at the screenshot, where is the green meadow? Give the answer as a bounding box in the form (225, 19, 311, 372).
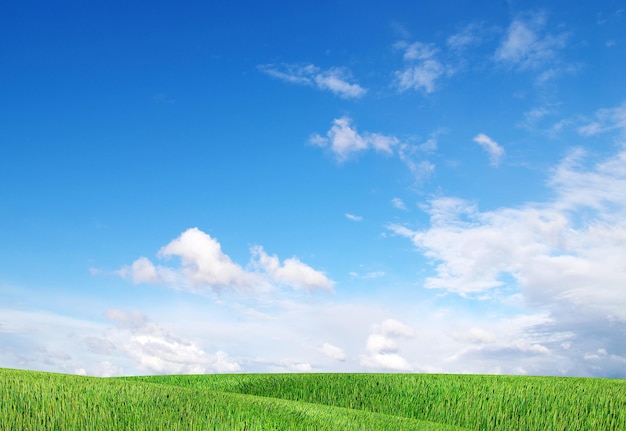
(1, 368, 625, 430)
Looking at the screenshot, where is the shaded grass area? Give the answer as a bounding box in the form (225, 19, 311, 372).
(0, 368, 463, 430)
(128, 373, 626, 430)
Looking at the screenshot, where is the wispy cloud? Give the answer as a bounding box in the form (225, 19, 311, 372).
(118, 228, 334, 293)
(494, 11, 569, 77)
(349, 270, 385, 279)
(393, 41, 452, 93)
(391, 198, 407, 210)
(447, 23, 485, 51)
(577, 102, 626, 136)
(397, 143, 436, 182)
(258, 63, 366, 99)
(473, 133, 505, 166)
(518, 106, 554, 130)
(345, 213, 363, 222)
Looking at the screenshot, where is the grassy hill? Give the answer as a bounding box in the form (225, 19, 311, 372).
(2, 368, 625, 430)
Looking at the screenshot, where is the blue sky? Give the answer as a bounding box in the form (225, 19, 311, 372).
(2, 0, 626, 377)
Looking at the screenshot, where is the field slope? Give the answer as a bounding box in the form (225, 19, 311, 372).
(127, 373, 626, 430)
(0, 368, 461, 430)
(2, 368, 625, 430)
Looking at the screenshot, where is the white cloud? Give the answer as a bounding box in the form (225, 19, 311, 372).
(0, 307, 241, 376)
(417, 136, 438, 153)
(345, 213, 363, 222)
(310, 117, 398, 162)
(395, 61, 444, 94)
(311, 118, 436, 182)
(314, 69, 367, 99)
(400, 41, 438, 61)
(473, 133, 505, 166)
(2, 288, 624, 377)
(118, 228, 257, 291)
(321, 342, 346, 361)
(450, 327, 497, 345)
(118, 228, 334, 293)
(391, 198, 407, 210)
(549, 148, 626, 217)
(394, 41, 452, 93)
(117, 256, 176, 285)
(104, 309, 240, 375)
(577, 102, 626, 136)
(361, 353, 413, 372)
(291, 362, 313, 372)
(361, 318, 414, 371)
(518, 106, 553, 130)
(366, 334, 398, 353)
(353, 271, 385, 279)
(250, 246, 334, 292)
(495, 12, 568, 72)
(258, 63, 366, 99)
(388, 146, 626, 374)
(447, 23, 484, 51)
(397, 143, 436, 182)
(380, 318, 415, 337)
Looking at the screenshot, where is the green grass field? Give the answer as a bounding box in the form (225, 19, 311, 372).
(1, 368, 625, 430)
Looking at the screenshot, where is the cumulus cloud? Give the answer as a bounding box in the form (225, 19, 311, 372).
(494, 12, 569, 74)
(118, 228, 334, 293)
(473, 133, 505, 166)
(258, 63, 366, 99)
(366, 334, 398, 353)
(394, 41, 452, 93)
(250, 246, 334, 292)
(310, 117, 399, 163)
(322, 342, 346, 361)
(119, 257, 161, 284)
(361, 318, 414, 371)
(311, 117, 436, 182)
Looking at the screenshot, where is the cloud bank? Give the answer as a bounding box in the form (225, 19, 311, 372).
(389, 146, 626, 376)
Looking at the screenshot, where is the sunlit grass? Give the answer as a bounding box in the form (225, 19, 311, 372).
(0, 368, 460, 430)
(128, 372, 626, 430)
(2, 368, 625, 430)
